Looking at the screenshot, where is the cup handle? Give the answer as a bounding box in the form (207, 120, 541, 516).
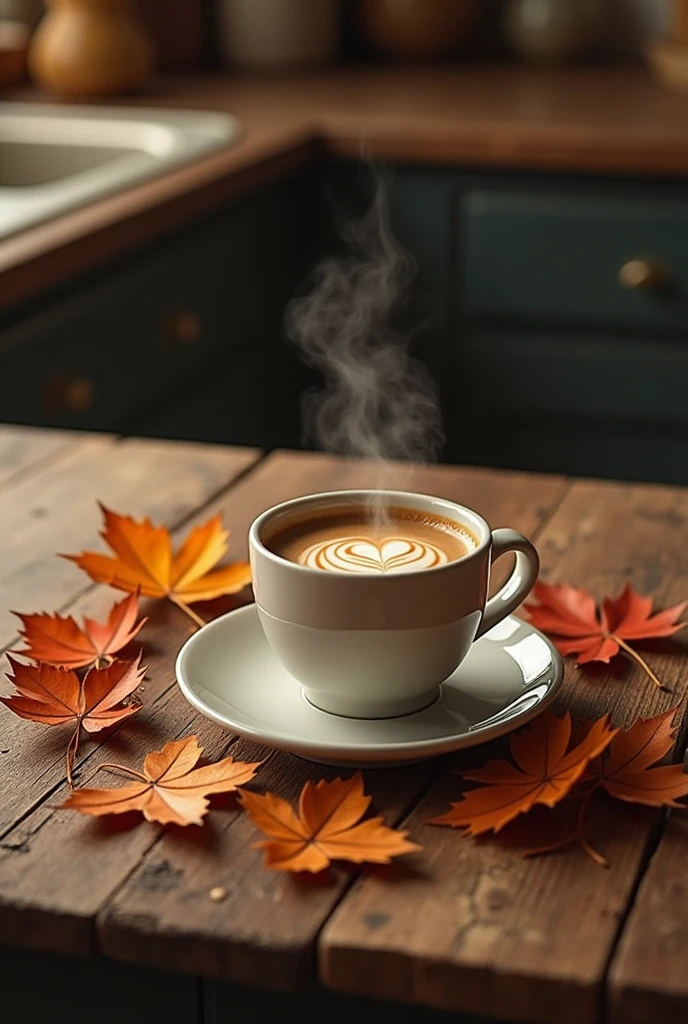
(475, 528, 540, 640)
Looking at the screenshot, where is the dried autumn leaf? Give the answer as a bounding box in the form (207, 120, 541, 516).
(240, 772, 420, 873)
(429, 711, 617, 836)
(1, 654, 144, 785)
(63, 505, 251, 627)
(525, 580, 686, 689)
(591, 707, 688, 808)
(13, 592, 146, 670)
(61, 736, 262, 826)
(504, 708, 688, 867)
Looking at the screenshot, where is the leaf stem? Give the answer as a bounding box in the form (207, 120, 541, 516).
(578, 836, 609, 869)
(95, 762, 148, 782)
(523, 788, 609, 867)
(522, 833, 578, 860)
(66, 727, 80, 788)
(172, 598, 206, 630)
(611, 635, 669, 691)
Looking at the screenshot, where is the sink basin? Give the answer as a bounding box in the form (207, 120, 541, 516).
(0, 103, 240, 239)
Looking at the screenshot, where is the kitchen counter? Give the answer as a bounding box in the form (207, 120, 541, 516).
(4, 64, 688, 308)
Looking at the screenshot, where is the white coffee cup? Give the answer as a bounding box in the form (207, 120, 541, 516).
(249, 490, 539, 719)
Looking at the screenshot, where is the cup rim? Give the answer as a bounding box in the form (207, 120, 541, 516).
(249, 489, 492, 579)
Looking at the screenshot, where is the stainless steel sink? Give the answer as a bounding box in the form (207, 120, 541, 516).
(0, 103, 240, 238)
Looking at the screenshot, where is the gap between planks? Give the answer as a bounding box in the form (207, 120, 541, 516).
(0, 436, 263, 841)
(0, 426, 97, 495)
(0, 437, 268, 658)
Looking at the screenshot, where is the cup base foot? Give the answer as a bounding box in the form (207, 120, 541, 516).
(301, 686, 441, 720)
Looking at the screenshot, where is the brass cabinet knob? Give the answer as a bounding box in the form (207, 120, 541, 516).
(618, 258, 670, 291)
(44, 375, 95, 414)
(161, 311, 202, 344)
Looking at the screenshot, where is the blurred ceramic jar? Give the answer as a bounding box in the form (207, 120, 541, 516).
(504, 0, 606, 64)
(29, 0, 154, 97)
(217, 0, 343, 72)
(358, 0, 479, 60)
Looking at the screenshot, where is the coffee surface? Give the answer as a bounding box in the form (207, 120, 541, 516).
(265, 506, 477, 575)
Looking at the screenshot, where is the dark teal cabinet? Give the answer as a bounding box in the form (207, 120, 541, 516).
(456, 178, 688, 484)
(3, 160, 688, 484)
(462, 189, 688, 330)
(0, 177, 305, 449)
(330, 165, 688, 484)
(133, 341, 302, 450)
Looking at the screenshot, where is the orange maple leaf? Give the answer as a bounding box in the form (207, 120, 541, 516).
(63, 504, 251, 628)
(13, 592, 146, 670)
(591, 707, 688, 808)
(1, 654, 145, 785)
(524, 581, 686, 689)
(429, 711, 617, 836)
(240, 772, 420, 873)
(61, 736, 262, 826)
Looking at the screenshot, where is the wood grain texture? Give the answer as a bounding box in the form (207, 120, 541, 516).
(93, 450, 565, 987)
(4, 66, 688, 306)
(0, 685, 242, 956)
(5, 441, 688, 1024)
(320, 477, 688, 1024)
(99, 747, 436, 990)
(609, 811, 688, 1023)
(0, 425, 79, 490)
(0, 435, 255, 649)
(0, 437, 260, 838)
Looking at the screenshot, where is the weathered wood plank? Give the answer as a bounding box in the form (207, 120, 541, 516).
(319, 477, 688, 1024)
(0, 425, 80, 491)
(0, 437, 260, 837)
(92, 451, 565, 987)
(605, 492, 688, 1024)
(101, 744, 438, 989)
(0, 434, 257, 649)
(608, 809, 688, 1024)
(0, 684, 245, 956)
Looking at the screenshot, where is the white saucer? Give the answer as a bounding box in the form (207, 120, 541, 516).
(175, 605, 564, 767)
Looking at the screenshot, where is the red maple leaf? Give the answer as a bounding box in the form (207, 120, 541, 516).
(525, 581, 686, 689)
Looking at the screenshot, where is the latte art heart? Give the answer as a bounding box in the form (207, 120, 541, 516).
(266, 505, 477, 572)
(301, 536, 450, 574)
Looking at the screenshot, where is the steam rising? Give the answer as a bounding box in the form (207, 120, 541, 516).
(286, 179, 444, 495)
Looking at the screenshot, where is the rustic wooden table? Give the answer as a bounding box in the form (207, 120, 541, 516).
(0, 426, 686, 1024)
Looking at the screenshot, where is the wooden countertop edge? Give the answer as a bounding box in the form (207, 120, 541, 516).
(325, 119, 688, 176)
(0, 131, 321, 313)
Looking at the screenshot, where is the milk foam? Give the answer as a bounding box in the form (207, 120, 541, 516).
(301, 537, 444, 574)
(267, 506, 478, 575)
(299, 527, 476, 575)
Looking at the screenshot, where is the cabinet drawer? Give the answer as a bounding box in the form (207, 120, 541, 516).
(466, 329, 688, 426)
(461, 411, 688, 487)
(131, 343, 302, 450)
(0, 193, 280, 431)
(461, 191, 688, 331)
